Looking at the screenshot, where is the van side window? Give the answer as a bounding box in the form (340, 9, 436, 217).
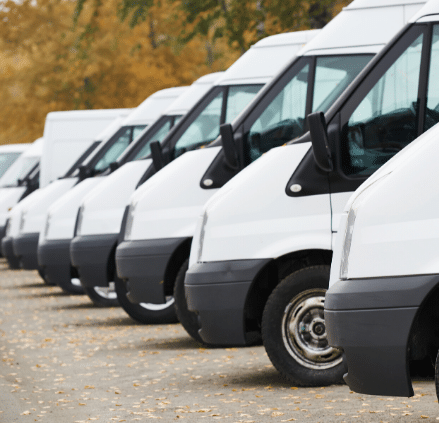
(425, 26, 439, 131)
(246, 63, 310, 163)
(174, 91, 224, 158)
(342, 33, 424, 176)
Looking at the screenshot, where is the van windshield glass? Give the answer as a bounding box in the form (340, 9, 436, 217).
(0, 152, 20, 178)
(174, 85, 262, 158)
(133, 117, 178, 160)
(0, 156, 39, 187)
(93, 125, 146, 173)
(246, 55, 372, 163)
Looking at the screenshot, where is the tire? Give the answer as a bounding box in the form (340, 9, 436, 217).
(174, 259, 203, 343)
(261, 265, 345, 387)
(435, 350, 439, 402)
(114, 275, 178, 324)
(38, 267, 56, 286)
(83, 283, 119, 307)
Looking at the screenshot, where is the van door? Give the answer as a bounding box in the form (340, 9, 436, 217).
(330, 23, 439, 244)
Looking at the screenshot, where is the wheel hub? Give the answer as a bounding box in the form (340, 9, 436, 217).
(94, 282, 117, 300)
(282, 288, 342, 370)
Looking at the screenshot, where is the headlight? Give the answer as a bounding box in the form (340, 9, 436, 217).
(339, 175, 388, 280)
(5, 219, 11, 236)
(124, 202, 137, 241)
(75, 205, 84, 236)
(339, 207, 357, 280)
(43, 213, 52, 240)
(196, 211, 208, 263)
(19, 211, 27, 233)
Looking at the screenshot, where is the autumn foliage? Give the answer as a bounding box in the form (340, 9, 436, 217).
(0, 0, 350, 145)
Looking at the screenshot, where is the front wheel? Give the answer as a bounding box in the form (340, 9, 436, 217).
(435, 350, 439, 402)
(114, 276, 178, 324)
(83, 283, 119, 307)
(174, 259, 203, 343)
(261, 265, 345, 387)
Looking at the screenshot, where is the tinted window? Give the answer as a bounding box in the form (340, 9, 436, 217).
(425, 26, 439, 131)
(134, 119, 173, 160)
(342, 33, 424, 176)
(0, 156, 39, 187)
(246, 55, 372, 164)
(0, 152, 20, 178)
(174, 85, 262, 158)
(93, 125, 145, 173)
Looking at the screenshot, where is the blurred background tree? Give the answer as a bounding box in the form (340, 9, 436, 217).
(0, 0, 350, 145)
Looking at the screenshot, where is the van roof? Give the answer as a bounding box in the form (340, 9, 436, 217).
(0, 143, 30, 153)
(217, 30, 320, 86)
(301, 0, 426, 56)
(411, 0, 439, 21)
(165, 72, 224, 115)
(122, 86, 189, 127)
(45, 109, 131, 122)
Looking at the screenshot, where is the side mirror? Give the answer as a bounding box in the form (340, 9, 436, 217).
(307, 111, 333, 172)
(78, 165, 88, 180)
(150, 141, 164, 171)
(220, 123, 238, 170)
(109, 162, 119, 173)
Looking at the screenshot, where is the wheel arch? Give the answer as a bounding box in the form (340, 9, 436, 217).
(163, 237, 192, 297)
(408, 282, 439, 364)
(243, 248, 333, 336)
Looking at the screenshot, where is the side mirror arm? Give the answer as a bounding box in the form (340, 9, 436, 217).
(307, 111, 333, 172)
(220, 123, 239, 170)
(150, 141, 164, 171)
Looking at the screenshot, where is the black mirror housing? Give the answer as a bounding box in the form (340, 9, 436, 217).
(78, 165, 89, 181)
(220, 123, 238, 170)
(109, 162, 119, 173)
(307, 111, 333, 172)
(150, 141, 164, 171)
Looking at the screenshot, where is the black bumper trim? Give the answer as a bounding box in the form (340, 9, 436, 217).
(70, 234, 118, 288)
(116, 237, 189, 304)
(13, 232, 40, 270)
(38, 238, 75, 291)
(185, 259, 271, 346)
(325, 275, 439, 397)
(1, 236, 20, 269)
(0, 224, 5, 257)
(326, 275, 439, 310)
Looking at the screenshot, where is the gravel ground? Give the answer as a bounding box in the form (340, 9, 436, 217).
(0, 259, 438, 422)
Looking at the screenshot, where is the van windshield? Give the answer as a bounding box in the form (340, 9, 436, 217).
(92, 125, 146, 174)
(133, 115, 182, 161)
(246, 55, 373, 163)
(174, 85, 263, 158)
(0, 156, 39, 188)
(0, 152, 21, 178)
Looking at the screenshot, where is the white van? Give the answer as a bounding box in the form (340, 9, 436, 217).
(35, 86, 192, 294)
(0, 139, 43, 252)
(0, 143, 30, 179)
(115, 0, 422, 329)
(325, 122, 439, 398)
(11, 88, 185, 287)
(113, 30, 321, 323)
(69, 73, 223, 304)
(1, 109, 131, 270)
(184, 0, 435, 387)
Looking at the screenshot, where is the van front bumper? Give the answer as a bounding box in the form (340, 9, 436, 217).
(1, 236, 20, 269)
(70, 234, 118, 288)
(325, 275, 439, 397)
(38, 238, 82, 293)
(0, 224, 6, 257)
(13, 232, 40, 269)
(116, 237, 189, 304)
(185, 259, 270, 346)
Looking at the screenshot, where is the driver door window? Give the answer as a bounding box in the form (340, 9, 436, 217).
(247, 63, 310, 163)
(425, 25, 439, 131)
(342, 30, 424, 176)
